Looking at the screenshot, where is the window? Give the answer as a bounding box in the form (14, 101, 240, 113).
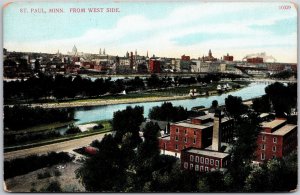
(272, 146, 276, 152)
(164, 143, 166, 150)
(195, 165, 199, 171)
(193, 138, 196, 144)
(273, 137, 277, 143)
(184, 129, 187, 134)
(176, 128, 179, 133)
(200, 157, 204, 164)
(183, 146, 186, 149)
(190, 164, 193, 170)
(261, 153, 265, 160)
(175, 136, 178, 141)
(184, 162, 188, 169)
(205, 167, 209, 172)
(195, 156, 199, 163)
(262, 135, 266, 141)
(184, 137, 187, 143)
(210, 159, 214, 165)
(175, 144, 178, 150)
(194, 130, 196, 135)
(215, 160, 219, 167)
(261, 144, 265, 150)
(200, 166, 204, 171)
(190, 155, 194, 162)
(205, 158, 209, 165)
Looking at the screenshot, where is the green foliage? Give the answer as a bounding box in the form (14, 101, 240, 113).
(4, 152, 73, 179)
(65, 125, 81, 134)
(149, 102, 189, 122)
(270, 70, 295, 79)
(252, 95, 271, 113)
(54, 170, 62, 177)
(225, 95, 248, 118)
(37, 171, 51, 179)
(76, 134, 127, 192)
(42, 181, 62, 192)
(4, 105, 74, 131)
(112, 106, 144, 145)
(265, 82, 297, 117)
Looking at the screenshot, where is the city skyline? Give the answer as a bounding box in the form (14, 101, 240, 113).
(4, 2, 297, 63)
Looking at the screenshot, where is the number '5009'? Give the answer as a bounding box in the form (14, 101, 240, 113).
(279, 5, 291, 10)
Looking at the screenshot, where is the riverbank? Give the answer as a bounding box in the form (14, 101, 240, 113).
(24, 95, 190, 109)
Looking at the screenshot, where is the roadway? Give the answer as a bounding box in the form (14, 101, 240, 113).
(4, 132, 110, 161)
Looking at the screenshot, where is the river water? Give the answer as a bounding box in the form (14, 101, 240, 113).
(74, 82, 268, 124)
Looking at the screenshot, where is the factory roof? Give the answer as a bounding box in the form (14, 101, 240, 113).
(185, 148, 229, 159)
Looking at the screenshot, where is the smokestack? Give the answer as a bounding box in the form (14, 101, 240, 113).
(212, 109, 222, 151)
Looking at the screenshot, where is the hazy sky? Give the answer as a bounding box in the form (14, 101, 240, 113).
(3, 1, 297, 62)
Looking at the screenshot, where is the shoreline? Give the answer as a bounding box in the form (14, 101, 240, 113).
(5, 87, 245, 109)
(20, 95, 190, 109)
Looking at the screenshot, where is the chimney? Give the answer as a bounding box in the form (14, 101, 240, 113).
(212, 109, 222, 151)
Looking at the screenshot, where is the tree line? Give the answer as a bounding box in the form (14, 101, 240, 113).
(4, 105, 74, 131)
(252, 82, 297, 118)
(5, 73, 244, 103)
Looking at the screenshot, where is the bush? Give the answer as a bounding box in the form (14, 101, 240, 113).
(93, 124, 104, 130)
(43, 181, 62, 192)
(4, 152, 74, 179)
(54, 170, 62, 177)
(65, 125, 81, 134)
(37, 171, 51, 179)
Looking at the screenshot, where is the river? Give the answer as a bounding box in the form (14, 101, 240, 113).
(74, 82, 268, 124)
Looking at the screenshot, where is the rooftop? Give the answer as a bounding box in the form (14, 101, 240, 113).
(185, 148, 229, 159)
(261, 119, 286, 129)
(174, 122, 213, 129)
(259, 113, 270, 118)
(193, 115, 212, 120)
(272, 124, 297, 136)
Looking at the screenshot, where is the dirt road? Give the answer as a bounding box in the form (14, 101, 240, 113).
(4, 132, 110, 161)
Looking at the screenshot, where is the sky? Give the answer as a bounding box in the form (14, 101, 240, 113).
(3, 1, 298, 63)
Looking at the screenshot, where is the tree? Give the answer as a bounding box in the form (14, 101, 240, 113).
(225, 95, 248, 119)
(227, 112, 261, 190)
(265, 82, 296, 117)
(252, 95, 271, 113)
(209, 100, 218, 113)
(149, 102, 188, 122)
(76, 134, 127, 192)
(112, 106, 144, 146)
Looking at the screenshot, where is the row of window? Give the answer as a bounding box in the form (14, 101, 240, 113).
(175, 136, 197, 144)
(261, 144, 277, 152)
(262, 135, 277, 143)
(189, 155, 220, 167)
(261, 153, 277, 160)
(175, 128, 197, 135)
(183, 162, 210, 172)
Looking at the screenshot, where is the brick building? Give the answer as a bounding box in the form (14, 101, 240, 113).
(247, 57, 263, 64)
(180, 111, 231, 172)
(255, 119, 297, 163)
(181, 147, 231, 172)
(149, 58, 161, 73)
(181, 55, 191, 61)
(159, 112, 234, 157)
(223, 53, 234, 61)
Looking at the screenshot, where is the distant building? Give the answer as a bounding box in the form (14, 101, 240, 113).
(181, 55, 190, 61)
(223, 53, 234, 61)
(201, 49, 217, 62)
(247, 57, 263, 64)
(255, 119, 297, 163)
(149, 58, 161, 73)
